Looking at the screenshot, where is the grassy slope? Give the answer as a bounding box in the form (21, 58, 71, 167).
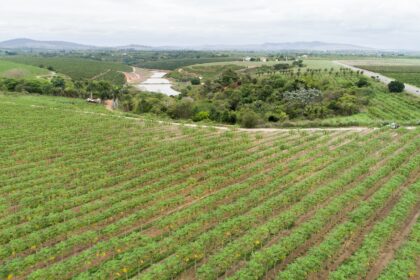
(3, 56, 131, 85)
(0, 60, 50, 79)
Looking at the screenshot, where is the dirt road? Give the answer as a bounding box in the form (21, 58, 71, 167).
(334, 61, 420, 97)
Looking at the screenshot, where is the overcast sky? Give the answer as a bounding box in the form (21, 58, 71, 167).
(1, 0, 419, 49)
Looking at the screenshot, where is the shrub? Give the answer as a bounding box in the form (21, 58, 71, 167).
(283, 89, 323, 105)
(191, 77, 201, 85)
(193, 111, 210, 122)
(239, 109, 260, 128)
(388, 81, 405, 93)
(356, 77, 369, 88)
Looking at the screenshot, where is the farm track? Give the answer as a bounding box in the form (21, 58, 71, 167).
(4, 99, 410, 132)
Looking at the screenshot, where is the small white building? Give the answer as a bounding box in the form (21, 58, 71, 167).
(260, 57, 267, 62)
(243, 57, 252, 62)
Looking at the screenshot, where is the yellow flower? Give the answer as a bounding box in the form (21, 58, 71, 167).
(122, 267, 128, 273)
(255, 240, 260, 245)
(7, 274, 13, 280)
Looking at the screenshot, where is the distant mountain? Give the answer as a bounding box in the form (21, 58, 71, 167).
(114, 44, 154, 51)
(194, 41, 372, 51)
(0, 38, 372, 52)
(0, 38, 95, 50)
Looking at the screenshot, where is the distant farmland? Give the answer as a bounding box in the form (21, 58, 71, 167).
(138, 57, 240, 70)
(344, 59, 420, 87)
(357, 65, 420, 87)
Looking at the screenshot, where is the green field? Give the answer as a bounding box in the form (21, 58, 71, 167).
(0, 93, 419, 280)
(343, 59, 420, 87)
(3, 56, 131, 85)
(357, 65, 420, 87)
(0, 60, 50, 79)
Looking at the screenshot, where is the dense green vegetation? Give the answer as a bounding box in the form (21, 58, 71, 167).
(0, 94, 419, 280)
(0, 60, 50, 79)
(72, 50, 241, 70)
(0, 76, 126, 99)
(3, 56, 131, 85)
(123, 64, 420, 127)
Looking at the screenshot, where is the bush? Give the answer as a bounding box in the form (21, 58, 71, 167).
(283, 89, 323, 105)
(168, 98, 194, 119)
(239, 109, 260, 128)
(388, 81, 405, 93)
(356, 77, 369, 88)
(193, 111, 210, 122)
(191, 77, 201, 85)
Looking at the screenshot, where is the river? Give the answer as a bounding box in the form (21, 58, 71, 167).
(137, 71, 180, 96)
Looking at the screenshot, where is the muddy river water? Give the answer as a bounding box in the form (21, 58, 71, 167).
(137, 71, 180, 96)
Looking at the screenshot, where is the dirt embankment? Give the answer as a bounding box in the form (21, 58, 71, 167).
(123, 67, 153, 84)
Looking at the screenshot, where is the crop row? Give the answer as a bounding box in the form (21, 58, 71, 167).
(226, 135, 419, 280)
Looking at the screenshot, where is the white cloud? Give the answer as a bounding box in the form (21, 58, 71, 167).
(0, 0, 419, 49)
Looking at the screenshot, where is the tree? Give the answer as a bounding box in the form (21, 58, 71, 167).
(219, 69, 239, 86)
(388, 81, 405, 93)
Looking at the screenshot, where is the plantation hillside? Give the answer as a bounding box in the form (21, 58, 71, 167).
(3, 56, 131, 85)
(0, 60, 50, 79)
(0, 93, 419, 280)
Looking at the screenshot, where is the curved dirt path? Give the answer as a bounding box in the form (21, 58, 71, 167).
(90, 69, 111, 80)
(334, 61, 420, 97)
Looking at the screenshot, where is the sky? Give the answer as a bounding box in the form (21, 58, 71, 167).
(1, 0, 420, 49)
